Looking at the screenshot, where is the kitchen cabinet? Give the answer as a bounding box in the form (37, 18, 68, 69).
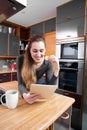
(0, 33, 8, 56)
(0, 71, 17, 83)
(44, 18, 56, 33)
(56, 89, 82, 130)
(56, 16, 84, 39)
(56, 0, 85, 24)
(11, 72, 17, 81)
(0, 73, 11, 83)
(30, 18, 56, 36)
(44, 31, 56, 56)
(56, 0, 85, 40)
(9, 34, 19, 56)
(30, 23, 44, 36)
(0, 32, 19, 56)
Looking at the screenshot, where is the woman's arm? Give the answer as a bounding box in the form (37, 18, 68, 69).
(48, 55, 60, 77)
(46, 55, 59, 85)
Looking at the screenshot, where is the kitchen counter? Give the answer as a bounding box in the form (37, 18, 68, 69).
(0, 69, 17, 74)
(0, 81, 75, 130)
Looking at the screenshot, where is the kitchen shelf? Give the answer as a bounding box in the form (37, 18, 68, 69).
(0, 56, 17, 59)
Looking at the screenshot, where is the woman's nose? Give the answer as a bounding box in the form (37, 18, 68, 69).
(36, 51, 41, 56)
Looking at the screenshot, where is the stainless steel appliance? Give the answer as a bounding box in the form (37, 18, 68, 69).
(56, 40, 85, 130)
(56, 40, 85, 60)
(58, 60, 84, 95)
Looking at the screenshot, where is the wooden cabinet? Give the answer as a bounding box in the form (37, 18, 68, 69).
(44, 31, 56, 56)
(0, 73, 11, 83)
(20, 27, 30, 41)
(56, 0, 85, 40)
(0, 71, 17, 83)
(11, 72, 17, 81)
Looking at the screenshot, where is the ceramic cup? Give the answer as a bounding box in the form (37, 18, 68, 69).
(0, 90, 18, 109)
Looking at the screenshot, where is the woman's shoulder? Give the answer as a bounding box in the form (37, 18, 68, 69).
(16, 55, 24, 65)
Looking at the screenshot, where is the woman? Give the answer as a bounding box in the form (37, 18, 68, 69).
(16, 35, 59, 104)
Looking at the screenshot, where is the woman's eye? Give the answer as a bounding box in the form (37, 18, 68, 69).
(33, 50, 37, 53)
(40, 49, 44, 52)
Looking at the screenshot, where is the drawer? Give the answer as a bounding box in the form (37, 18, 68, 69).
(0, 73, 11, 82)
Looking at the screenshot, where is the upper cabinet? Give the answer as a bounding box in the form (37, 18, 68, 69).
(0, 33, 8, 56)
(0, 25, 20, 57)
(57, 0, 85, 24)
(44, 18, 56, 33)
(30, 23, 43, 36)
(9, 34, 19, 56)
(56, 0, 85, 40)
(30, 18, 56, 36)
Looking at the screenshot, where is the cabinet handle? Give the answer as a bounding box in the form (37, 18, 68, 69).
(64, 92, 69, 96)
(61, 112, 69, 120)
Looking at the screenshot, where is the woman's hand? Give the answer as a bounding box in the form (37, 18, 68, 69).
(48, 55, 60, 77)
(23, 93, 41, 104)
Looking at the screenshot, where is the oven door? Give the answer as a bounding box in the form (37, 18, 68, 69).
(59, 68, 78, 93)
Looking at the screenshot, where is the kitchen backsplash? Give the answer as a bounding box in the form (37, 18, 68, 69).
(0, 59, 16, 70)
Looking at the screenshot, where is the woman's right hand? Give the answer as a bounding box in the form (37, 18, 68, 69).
(23, 93, 41, 104)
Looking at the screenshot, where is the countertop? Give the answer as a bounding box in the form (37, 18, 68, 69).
(0, 81, 75, 130)
(0, 69, 17, 74)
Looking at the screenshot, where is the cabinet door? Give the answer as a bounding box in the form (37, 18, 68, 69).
(56, 0, 85, 24)
(0, 33, 8, 56)
(56, 0, 85, 40)
(44, 18, 56, 33)
(11, 72, 17, 81)
(9, 34, 19, 56)
(44, 32, 56, 56)
(0, 73, 11, 83)
(30, 23, 43, 36)
(56, 16, 84, 39)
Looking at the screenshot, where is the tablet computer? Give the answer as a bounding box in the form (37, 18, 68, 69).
(30, 84, 57, 99)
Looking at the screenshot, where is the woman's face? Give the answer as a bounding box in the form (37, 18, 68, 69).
(30, 41, 46, 64)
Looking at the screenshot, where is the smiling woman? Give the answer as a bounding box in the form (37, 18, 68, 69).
(16, 35, 59, 104)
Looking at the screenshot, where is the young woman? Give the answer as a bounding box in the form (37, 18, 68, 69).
(16, 35, 59, 104)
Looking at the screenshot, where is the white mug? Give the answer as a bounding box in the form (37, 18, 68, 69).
(0, 90, 18, 109)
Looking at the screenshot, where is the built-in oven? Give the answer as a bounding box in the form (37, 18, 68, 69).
(56, 39, 85, 130)
(58, 60, 84, 95)
(56, 40, 85, 60)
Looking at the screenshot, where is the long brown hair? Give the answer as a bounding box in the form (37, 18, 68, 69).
(21, 35, 46, 90)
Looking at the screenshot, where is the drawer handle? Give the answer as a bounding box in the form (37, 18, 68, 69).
(61, 112, 69, 120)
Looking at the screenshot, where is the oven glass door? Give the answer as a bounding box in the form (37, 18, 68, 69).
(59, 68, 77, 92)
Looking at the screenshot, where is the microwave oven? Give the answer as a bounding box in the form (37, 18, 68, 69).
(56, 41, 85, 59)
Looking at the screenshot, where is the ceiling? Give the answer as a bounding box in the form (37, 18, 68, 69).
(7, 0, 71, 27)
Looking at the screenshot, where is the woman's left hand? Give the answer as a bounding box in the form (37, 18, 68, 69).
(48, 55, 60, 77)
(23, 93, 42, 104)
